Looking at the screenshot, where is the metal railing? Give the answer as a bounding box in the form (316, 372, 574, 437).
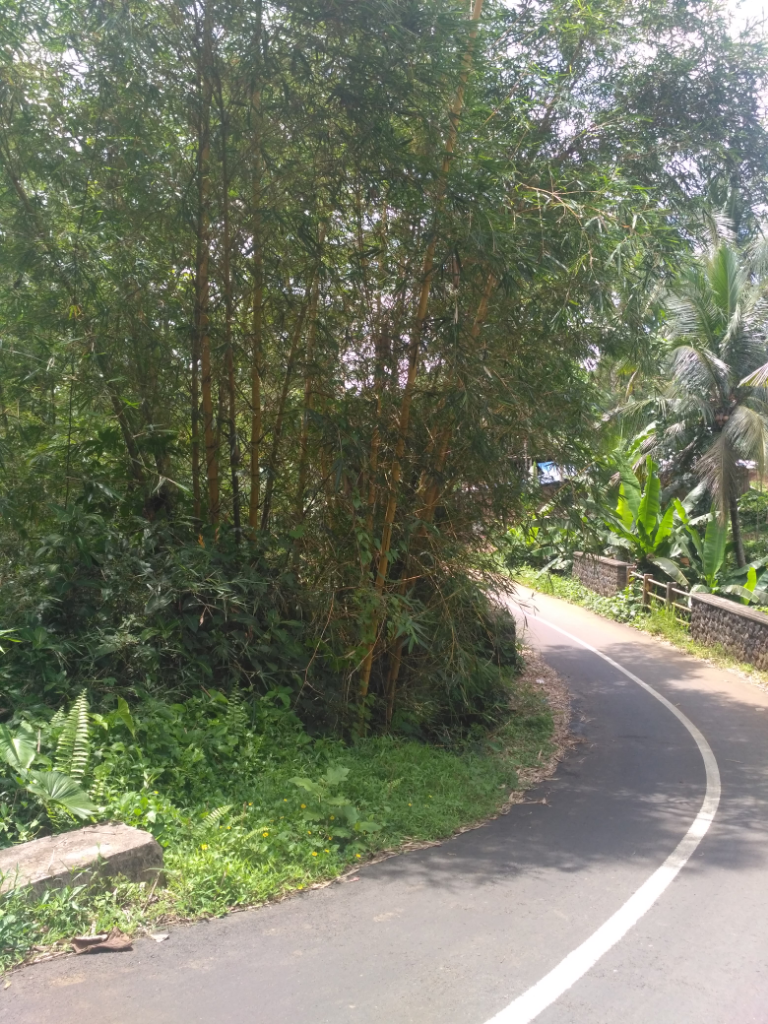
(629, 570, 691, 618)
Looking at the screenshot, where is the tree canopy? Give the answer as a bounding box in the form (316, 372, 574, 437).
(2, 0, 767, 732)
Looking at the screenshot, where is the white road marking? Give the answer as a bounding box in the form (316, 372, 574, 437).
(484, 611, 721, 1024)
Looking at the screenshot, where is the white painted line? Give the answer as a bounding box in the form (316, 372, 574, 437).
(484, 610, 721, 1024)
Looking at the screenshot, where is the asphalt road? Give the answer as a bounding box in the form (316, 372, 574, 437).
(4, 590, 768, 1024)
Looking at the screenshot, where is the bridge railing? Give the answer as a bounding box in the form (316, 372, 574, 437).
(629, 571, 691, 619)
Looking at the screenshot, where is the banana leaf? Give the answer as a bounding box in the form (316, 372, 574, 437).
(650, 556, 689, 587)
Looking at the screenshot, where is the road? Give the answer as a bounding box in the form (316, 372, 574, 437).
(4, 590, 768, 1024)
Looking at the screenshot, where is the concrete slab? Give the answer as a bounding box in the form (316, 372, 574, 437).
(0, 823, 164, 894)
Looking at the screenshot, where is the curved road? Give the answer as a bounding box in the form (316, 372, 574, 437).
(4, 591, 768, 1024)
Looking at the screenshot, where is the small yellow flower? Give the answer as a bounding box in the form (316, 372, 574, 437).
(311, 851, 318, 856)
(355, 853, 361, 858)
(201, 844, 208, 850)
(283, 798, 287, 802)
(324, 849, 329, 853)
(408, 802, 412, 806)
(300, 804, 306, 809)
(262, 831, 269, 837)
(428, 795, 433, 799)
(153, 791, 158, 795)
(329, 815, 335, 820)
(307, 830, 312, 834)
(298, 885, 304, 890)
(248, 802, 253, 806)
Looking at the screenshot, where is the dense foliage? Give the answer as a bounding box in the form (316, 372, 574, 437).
(2, 0, 767, 736)
(2, 0, 768, 971)
(1, 680, 553, 969)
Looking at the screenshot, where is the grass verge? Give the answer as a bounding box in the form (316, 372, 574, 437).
(514, 565, 768, 689)
(1, 666, 557, 973)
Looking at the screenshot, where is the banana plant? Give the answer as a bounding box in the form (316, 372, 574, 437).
(0, 722, 99, 819)
(672, 500, 726, 589)
(722, 562, 768, 605)
(673, 501, 768, 603)
(606, 456, 687, 584)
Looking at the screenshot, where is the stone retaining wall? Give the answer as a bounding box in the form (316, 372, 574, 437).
(572, 552, 631, 596)
(690, 592, 768, 670)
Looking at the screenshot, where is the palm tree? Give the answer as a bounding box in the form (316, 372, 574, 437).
(648, 225, 768, 566)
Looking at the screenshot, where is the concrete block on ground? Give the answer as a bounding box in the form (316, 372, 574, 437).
(0, 823, 164, 895)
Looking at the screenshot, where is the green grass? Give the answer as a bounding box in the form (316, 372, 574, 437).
(0, 682, 553, 972)
(514, 566, 645, 624)
(514, 565, 768, 687)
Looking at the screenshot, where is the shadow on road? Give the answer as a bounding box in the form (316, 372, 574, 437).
(359, 627, 768, 896)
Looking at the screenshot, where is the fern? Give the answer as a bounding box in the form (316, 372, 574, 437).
(191, 805, 233, 843)
(48, 706, 66, 742)
(89, 761, 112, 805)
(54, 690, 90, 781)
(224, 696, 248, 739)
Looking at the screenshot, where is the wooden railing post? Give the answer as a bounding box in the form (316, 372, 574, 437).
(642, 573, 652, 607)
(665, 581, 673, 609)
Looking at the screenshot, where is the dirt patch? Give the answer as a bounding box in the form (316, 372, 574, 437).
(503, 644, 574, 809)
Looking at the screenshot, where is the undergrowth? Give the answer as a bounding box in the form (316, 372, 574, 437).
(514, 566, 645, 624)
(0, 680, 553, 972)
(0, 506, 521, 742)
(0, 511, 547, 972)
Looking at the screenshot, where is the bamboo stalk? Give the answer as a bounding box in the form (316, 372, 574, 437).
(219, 88, 241, 537)
(374, 0, 486, 587)
(248, 9, 264, 531)
(295, 225, 325, 522)
(417, 272, 495, 526)
(364, 203, 390, 542)
(260, 296, 311, 532)
(191, 334, 201, 521)
(356, 0, 486, 720)
(0, 374, 8, 436)
(196, 5, 219, 525)
(383, 272, 495, 726)
(101, 360, 146, 483)
(0, 137, 148, 486)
